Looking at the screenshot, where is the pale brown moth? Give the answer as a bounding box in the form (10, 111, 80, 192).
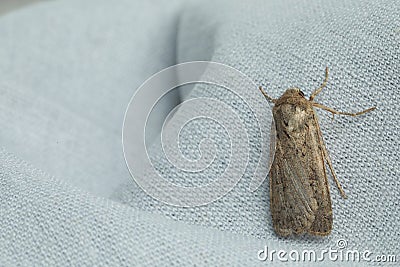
(259, 67, 375, 236)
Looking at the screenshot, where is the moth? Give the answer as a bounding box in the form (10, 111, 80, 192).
(259, 67, 375, 236)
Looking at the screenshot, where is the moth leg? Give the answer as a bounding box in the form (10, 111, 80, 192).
(259, 86, 277, 103)
(315, 121, 348, 199)
(323, 143, 348, 199)
(313, 103, 375, 199)
(309, 67, 329, 101)
(312, 103, 376, 119)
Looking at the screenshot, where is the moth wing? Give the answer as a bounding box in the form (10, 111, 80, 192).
(307, 117, 333, 236)
(270, 141, 318, 236)
(269, 115, 332, 236)
(267, 117, 276, 174)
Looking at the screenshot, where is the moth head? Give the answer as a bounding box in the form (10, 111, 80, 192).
(283, 88, 306, 98)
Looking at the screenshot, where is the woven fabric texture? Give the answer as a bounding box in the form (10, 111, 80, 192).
(1, 0, 399, 266)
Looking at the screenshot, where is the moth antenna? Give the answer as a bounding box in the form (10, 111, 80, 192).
(259, 86, 276, 103)
(310, 67, 329, 101)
